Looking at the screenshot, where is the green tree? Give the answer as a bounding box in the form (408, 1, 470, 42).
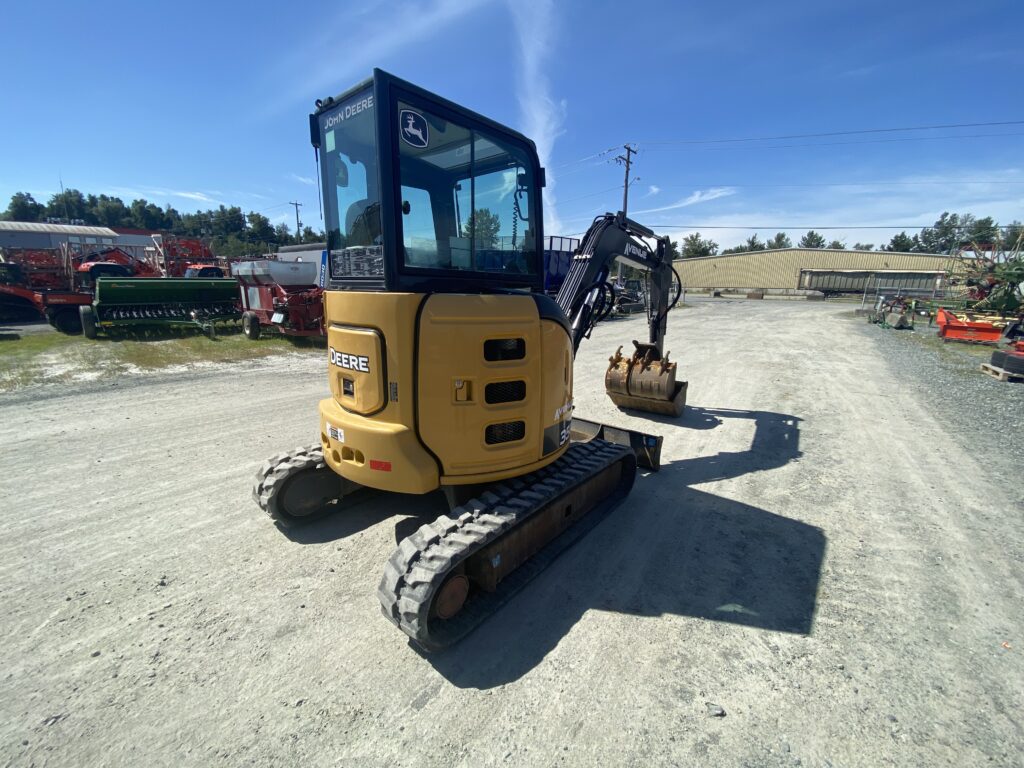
(274, 223, 294, 245)
(465, 208, 501, 248)
(723, 234, 765, 254)
(1002, 221, 1023, 250)
(93, 195, 132, 228)
(130, 199, 172, 230)
(46, 189, 90, 223)
(765, 232, 792, 250)
(827, 239, 845, 249)
(967, 216, 999, 245)
(300, 225, 324, 243)
(885, 232, 920, 252)
(246, 212, 277, 245)
(681, 232, 718, 258)
(799, 230, 827, 248)
(919, 212, 972, 254)
(853, 242, 875, 251)
(2, 192, 46, 222)
(210, 206, 246, 238)
(212, 234, 255, 258)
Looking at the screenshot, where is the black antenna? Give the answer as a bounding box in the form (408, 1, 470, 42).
(314, 148, 323, 222)
(59, 173, 71, 223)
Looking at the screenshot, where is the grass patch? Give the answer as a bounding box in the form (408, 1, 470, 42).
(855, 313, 997, 372)
(900, 325, 995, 363)
(0, 327, 323, 392)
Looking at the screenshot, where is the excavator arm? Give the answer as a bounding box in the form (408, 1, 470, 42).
(555, 212, 687, 416)
(555, 212, 678, 354)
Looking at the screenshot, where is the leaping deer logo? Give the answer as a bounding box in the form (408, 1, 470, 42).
(400, 110, 429, 148)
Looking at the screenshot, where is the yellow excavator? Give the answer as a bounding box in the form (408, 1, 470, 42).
(254, 70, 686, 651)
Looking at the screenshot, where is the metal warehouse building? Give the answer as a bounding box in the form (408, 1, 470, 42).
(674, 248, 958, 295)
(0, 221, 119, 250)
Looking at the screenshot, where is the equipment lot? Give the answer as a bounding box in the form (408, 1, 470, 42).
(2, 299, 1021, 767)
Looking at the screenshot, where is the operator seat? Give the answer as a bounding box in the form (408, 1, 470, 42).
(345, 199, 382, 246)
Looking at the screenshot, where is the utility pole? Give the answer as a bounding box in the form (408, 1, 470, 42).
(614, 144, 638, 283)
(289, 201, 303, 241)
(615, 144, 638, 217)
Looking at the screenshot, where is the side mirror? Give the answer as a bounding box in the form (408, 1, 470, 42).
(336, 162, 349, 189)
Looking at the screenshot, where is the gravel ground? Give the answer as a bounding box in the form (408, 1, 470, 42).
(855, 317, 1023, 481)
(1, 299, 1021, 767)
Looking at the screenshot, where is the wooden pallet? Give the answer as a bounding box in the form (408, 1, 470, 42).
(980, 363, 1024, 383)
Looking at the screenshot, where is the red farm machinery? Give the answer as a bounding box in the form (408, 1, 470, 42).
(1, 244, 164, 332)
(232, 258, 324, 340)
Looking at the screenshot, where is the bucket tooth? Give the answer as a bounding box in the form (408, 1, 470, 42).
(605, 339, 687, 417)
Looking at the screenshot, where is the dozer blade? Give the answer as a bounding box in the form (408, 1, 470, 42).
(377, 440, 636, 652)
(605, 340, 688, 418)
(569, 416, 663, 471)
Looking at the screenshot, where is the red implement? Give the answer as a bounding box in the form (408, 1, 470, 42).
(232, 260, 324, 339)
(935, 307, 1008, 344)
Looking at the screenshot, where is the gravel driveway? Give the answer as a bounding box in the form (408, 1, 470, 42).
(1, 299, 1020, 767)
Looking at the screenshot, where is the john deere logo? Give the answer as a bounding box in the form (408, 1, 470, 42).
(400, 110, 429, 148)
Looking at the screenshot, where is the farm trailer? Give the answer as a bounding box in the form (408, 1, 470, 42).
(232, 260, 324, 339)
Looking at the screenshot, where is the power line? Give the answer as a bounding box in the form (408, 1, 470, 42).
(551, 120, 1024, 170)
(258, 202, 292, 213)
(641, 132, 1024, 152)
(638, 120, 1024, 146)
(556, 185, 622, 205)
(641, 179, 1024, 189)
(552, 146, 619, 169)
(635, 224, 1020, 230)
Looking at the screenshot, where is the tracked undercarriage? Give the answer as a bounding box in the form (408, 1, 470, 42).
(255, 439, 636, 651)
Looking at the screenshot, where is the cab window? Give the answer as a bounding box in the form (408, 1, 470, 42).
(396, 101, 537, 275)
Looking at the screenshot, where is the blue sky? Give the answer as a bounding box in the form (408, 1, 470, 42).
(1, 0, 1021, 249)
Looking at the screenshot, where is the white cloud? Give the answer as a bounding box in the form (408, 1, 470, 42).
(639, 168, 1024, 250)
(290, 173, 315, 186)
(174, 191, 220, 204)
(280, 0, 494, 106)
(107, 186, 225, 207)
(646, 185, 661, 197)
(508, 0, 567, 234)
(632, 187, 736, 215)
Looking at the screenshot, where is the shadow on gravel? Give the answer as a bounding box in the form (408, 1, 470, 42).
(280, 489, 448, 545)
(425, 408, 825, 689)
(619, 404, 724, 430)
(0, 332, 21, 341)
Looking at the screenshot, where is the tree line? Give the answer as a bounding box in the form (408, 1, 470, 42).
(1, 190, 325, 258)
(672, 212, 1023, 258)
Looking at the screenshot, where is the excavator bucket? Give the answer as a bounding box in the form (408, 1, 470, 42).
(605, 340, 688, 417)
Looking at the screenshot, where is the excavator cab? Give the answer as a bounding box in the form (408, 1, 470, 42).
(311, 69, 545, 295)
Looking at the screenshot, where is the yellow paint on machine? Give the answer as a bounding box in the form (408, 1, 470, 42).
(318, 291, 573, 495)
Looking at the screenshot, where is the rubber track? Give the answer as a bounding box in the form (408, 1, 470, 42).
(377, 440, 636, 651)
(252, 444, 326, 525)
